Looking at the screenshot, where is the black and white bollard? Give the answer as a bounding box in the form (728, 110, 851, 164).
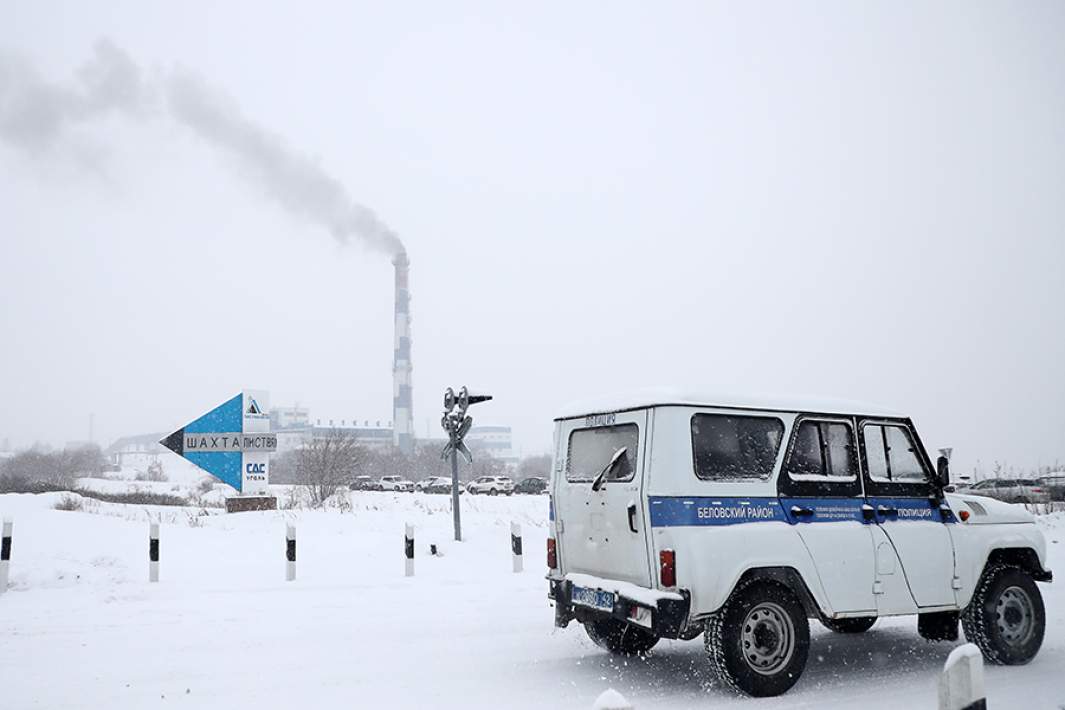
(405, 524, 414, 577)
(0, 519, 12, 595)
(938, 643, 986, 710)
(593, 689, 634, 710)
(148, 522, 159, 583)
(285, 524, 296, 581)
(511, 522, 523, 573)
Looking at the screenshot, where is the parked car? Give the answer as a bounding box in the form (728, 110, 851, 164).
(1037, 474, 1065, 501)
(967, 478, 1046, 504)
(548, 391, 1052, 698)
(467, 476, 514, 495)
(417, 476, 454, 494)
(378, 475, 414, 492)
(515, 476, 548, 494)
(350, 476, 379, 491)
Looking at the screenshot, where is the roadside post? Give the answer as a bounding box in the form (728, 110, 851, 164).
(511, 522, 523, 573)
(938, 643, 986, 710)
(160, 390, 277, 513)
(440, 386, 492, 542)
(0, 519, 11, 595)
(405, 524, 414, 577)
(149, 522, 160, 583)
(593, 689, 634, 710)
(286, 524, 296, 581)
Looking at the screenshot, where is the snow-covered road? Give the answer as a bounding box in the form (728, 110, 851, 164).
(1, 492, 1062, 708)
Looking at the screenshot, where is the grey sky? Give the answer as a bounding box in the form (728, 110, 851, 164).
(1, 1, 1063, 476)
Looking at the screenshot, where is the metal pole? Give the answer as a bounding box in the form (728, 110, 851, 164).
(451, 441, 462, 542)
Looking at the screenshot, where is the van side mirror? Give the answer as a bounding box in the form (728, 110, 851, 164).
(936, 455, 950, 489)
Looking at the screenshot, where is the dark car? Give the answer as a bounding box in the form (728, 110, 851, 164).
(515, 476, 547, 494)
(350, 476, 380, 491)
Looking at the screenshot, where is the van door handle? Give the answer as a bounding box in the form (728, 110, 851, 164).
(877, 505, 898, 518)
(627, 503, 638, 533)
(790, 506, 814, 520)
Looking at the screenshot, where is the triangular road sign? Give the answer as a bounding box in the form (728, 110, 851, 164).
(160, 393, 244, 491)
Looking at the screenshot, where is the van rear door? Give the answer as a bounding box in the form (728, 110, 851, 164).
(553, 410, 652, 587)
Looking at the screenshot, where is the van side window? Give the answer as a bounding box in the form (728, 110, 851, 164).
(690, 414, 784, 481)
(566, 424, 639, 483)
(784, 420, 857, 480)
(862, 424, 927, 482)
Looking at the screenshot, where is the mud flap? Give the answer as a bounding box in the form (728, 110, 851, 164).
(918, 610, 959, 642)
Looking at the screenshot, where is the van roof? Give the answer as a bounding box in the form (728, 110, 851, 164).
(555, 388, 903, 420)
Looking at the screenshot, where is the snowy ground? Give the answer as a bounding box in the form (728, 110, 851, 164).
(1, 491, 1063, 709)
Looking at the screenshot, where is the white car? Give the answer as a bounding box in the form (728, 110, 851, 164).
(378, 475, 413, 492)
(467, 476, 514, 496)
(547, 391, 1052, 697)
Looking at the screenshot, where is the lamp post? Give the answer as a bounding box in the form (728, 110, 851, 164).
(441, 386, 492, 542)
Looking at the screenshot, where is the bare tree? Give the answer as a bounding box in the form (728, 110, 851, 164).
(470, 454, 508, 480)
(295, 429, 366, 507)
(517, 454, 552, 480)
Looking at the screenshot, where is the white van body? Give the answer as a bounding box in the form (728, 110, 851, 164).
(547, 391, 1052, 696)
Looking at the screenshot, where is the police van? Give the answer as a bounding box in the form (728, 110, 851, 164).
(546, 391, 1052, 697)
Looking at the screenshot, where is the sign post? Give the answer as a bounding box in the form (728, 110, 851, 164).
(440, 386, 492, 542)
(160, 390, 278, 512)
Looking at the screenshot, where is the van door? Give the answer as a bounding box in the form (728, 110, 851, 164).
(859, 420, 957, 609)
(777, 416, 878, 615)
(553, 410, 652, 587)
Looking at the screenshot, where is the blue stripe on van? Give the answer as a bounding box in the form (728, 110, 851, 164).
(648, 497, 786, 527)
(648, 496, 953, 527)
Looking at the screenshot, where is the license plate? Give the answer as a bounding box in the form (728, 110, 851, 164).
(571, 585, 614, 611)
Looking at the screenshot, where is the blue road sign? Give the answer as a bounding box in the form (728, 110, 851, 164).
(160, 392, 275, 493)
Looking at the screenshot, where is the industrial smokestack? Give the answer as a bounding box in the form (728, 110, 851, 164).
(392, 251, 413, 454)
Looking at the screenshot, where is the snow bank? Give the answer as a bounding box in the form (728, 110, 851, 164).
(0, 491, 1061, 709)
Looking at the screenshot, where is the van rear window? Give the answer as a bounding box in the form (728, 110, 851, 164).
(691, 414, 784, 481)
(566, 424, 639, 483)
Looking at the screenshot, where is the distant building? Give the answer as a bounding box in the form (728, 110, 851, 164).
(270, 406, 310, 431)
(466, 425, 517, 463)
(275, 418, 396, 453)
(106, 433, 166, 469)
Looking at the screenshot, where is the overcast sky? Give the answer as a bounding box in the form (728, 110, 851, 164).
(1, 1, 1063, 476)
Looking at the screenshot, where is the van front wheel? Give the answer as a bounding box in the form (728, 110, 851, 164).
(962, 564, 1045, 665)
(584, 618, 659, 656)
(705, 580, 810, 697)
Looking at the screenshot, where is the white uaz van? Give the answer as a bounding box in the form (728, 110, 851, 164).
(546, 391, 1052, 697)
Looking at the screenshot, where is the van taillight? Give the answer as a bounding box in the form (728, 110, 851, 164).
(547, 538, 558, 569)
(660, 549, 676, 588)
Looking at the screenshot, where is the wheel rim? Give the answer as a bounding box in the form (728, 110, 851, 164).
(741, 602, 795, 675)
(996, 585, 1035, 646)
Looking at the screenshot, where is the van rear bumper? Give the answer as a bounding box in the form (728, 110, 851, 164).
(549, 577, 690, 639)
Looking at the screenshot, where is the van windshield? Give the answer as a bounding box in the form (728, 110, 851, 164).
(566, 424, 639, 483)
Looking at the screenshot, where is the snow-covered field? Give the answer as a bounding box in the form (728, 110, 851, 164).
(1, 491, 1063, 709)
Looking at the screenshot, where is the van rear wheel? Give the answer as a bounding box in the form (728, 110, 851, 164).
(822, 616, 876, 634)
(705, 580, 810, 697)
(584, 618, 659, 656)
